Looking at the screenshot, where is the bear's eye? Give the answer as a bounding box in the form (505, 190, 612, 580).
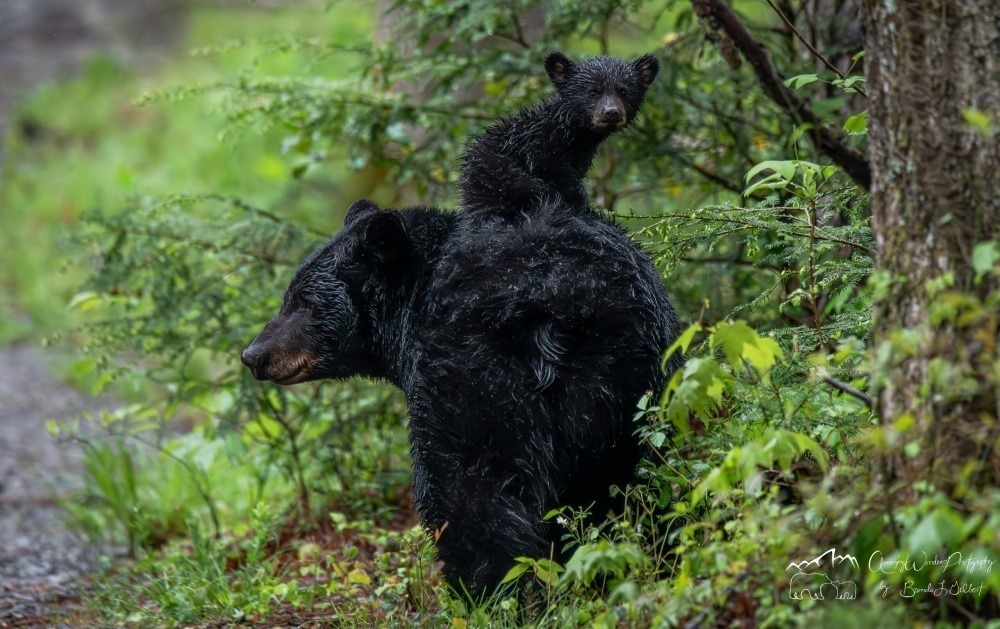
(589, 88, 601, 97)
(617, 85, 628, 97)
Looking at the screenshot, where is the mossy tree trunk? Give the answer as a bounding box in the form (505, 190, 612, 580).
(862, 0, 1000, 493)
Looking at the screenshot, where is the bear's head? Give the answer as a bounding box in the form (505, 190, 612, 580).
(241, 199, 408, 385)
(544, 51, 659, 135)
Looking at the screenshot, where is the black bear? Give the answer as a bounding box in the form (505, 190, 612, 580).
(242, 51, 679, 598)
(242, 198, 680, 597)
(459, 51, 659, 224)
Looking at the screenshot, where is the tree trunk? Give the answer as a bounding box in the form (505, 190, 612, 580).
(862, 0, 1000, 493)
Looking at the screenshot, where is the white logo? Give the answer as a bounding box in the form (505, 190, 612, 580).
(786, 549, 859, 601)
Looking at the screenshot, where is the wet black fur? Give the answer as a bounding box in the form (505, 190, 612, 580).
(244, 52, 680, 599)
(459, 52, 659, 225)
(245, 198, 681, 596)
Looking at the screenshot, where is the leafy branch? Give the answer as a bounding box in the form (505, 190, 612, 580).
(690, 0, 872, 189)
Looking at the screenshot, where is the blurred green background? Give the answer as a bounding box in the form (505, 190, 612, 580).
(1, 1, 379, 343)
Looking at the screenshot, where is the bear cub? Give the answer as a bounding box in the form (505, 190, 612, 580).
(460, 51, 659, 224)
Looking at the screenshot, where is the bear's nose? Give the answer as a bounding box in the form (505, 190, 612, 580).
(242, 347, 267, 378)
(601, 106, 623, 122)
(241, 347, 258, 368)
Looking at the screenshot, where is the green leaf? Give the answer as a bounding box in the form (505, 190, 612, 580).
(69, 358, 96, 377)
(843, 110, 868, 135)
(662, 358, 732, 434)
(743, 172, 787, 197)
(68, 291, 102, 312)
(742, 336, 783, 373)
(963, 108, 995, 137)
(909, 510, 963, 556)
(561, 542, 645, 586)
(783, 74, 819, 90)
(709, 321, 782, 375)
(500, 561, 530, 584)
(745, 160, 796, 184)
(972, 241, 1000, 282)
(691, 429, 828, 503)
(543, 508, 564, 520)
(91, 372, 116, 395)
(812, 96, 846, 118)
(534, 558, 564, 584)
(710, 321, 754, 369)
(842, 76, 866, 90)
(662, 323, 701, 367)
(347, 569, 371, 585)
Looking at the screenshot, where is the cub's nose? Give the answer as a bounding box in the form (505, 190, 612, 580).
(601, 106, 624, 122)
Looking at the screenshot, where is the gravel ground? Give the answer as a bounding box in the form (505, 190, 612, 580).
(0, 344, 112, 627)
(1, 3, 186, 621)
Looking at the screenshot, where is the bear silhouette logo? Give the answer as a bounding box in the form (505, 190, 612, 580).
(786, 549, 859, 601)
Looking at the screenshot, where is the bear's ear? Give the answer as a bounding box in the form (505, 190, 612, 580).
(344, 198, 380, 227)
(545, 52, 576, 89)
(632, 53, 660, 88)
(361, 211, 409, 267)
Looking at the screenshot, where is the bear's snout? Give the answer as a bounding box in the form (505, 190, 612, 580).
(593, 96, 625, 131)
(241, 344, 268, 379)
(600, 105, 623, 122)
(242, 314, 318, 385)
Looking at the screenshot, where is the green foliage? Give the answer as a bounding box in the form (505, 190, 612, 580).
(0, 5, 371, 342)
(692, 427, 829, 503)
(561, 541, 647, 588)
(89, 504, 285, 625)
(59, 434, 217, 556)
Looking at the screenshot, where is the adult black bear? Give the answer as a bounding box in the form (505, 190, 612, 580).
(242, 198, 680, 597)
(459, 51, 659, 224)
(243, 51, 678, 598)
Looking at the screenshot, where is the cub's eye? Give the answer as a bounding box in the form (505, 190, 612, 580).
(589, 88, 601, 97)
(617, 85, 629, 96)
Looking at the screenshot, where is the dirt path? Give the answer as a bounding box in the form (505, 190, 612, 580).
(0, 344, 111, 626)
(1, 2, 188, 622)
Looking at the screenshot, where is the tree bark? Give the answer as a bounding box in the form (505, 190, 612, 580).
(863, 0, 1000, 492)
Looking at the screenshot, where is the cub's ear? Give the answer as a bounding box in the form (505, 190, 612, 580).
(344, 198, 380, 227)
(545, 51, 576, 88)
(632, 53, 660, 87)
(361, 211, 409, 267)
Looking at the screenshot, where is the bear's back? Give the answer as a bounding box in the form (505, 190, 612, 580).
(430, 205, 673, 341)
(408, 203, 676, 508)
(414, 204, 676, 436)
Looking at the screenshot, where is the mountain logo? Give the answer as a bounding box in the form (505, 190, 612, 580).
(786, 548, 859, 601)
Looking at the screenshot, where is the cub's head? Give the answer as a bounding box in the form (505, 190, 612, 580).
(544, 51, 659, 135)
(241, 199, 409, 385)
